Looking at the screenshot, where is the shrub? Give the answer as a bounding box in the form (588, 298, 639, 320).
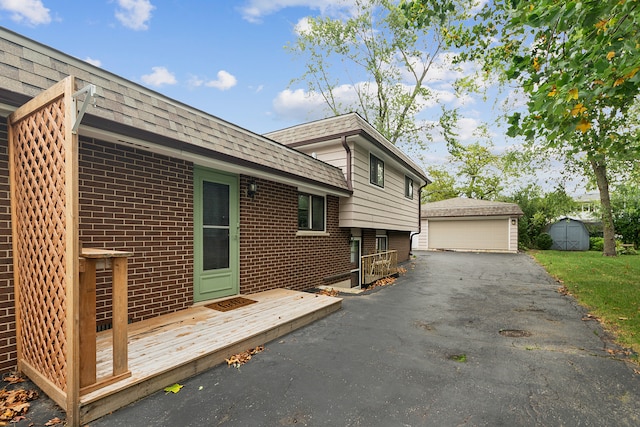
(536, 233, 553, 250)
(590, 237, 604, 251)
(616, 241, 638, 256)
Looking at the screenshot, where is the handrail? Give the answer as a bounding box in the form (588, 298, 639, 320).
(361, 250, 397, 285)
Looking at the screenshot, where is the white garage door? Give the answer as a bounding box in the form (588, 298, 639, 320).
(428, 219, 509, 251)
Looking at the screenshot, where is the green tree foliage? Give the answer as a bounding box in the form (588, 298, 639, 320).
(611, 183, 640, 248)
(286, 0, 481, 147)
(405, 0, 640, 255)
(431, 108, 519, 201)
(422, 166, 458, 202)
(503, 185, 576, 249)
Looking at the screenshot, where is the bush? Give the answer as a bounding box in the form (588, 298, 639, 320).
(590, 237, 604, 251)
(616, 241, 638, 256)
(536, 233, 553, 250)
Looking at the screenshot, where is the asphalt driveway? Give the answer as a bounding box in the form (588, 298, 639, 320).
(81, 252, 640, 425)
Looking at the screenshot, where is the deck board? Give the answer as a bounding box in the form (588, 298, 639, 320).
(79, 289, 341, 424)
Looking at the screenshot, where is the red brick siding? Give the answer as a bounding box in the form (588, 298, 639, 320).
(0, 135, 353, 374)
(239, 176, 351, 293)
(0, 121, 16, 374)
(78, 138, 194, 324)
(389, 231, 410, 262)
(361, 229, 377, 256)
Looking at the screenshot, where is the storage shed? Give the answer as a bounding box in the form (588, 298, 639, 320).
(547, 218, 590, 251)
(413, 197, 523, 253)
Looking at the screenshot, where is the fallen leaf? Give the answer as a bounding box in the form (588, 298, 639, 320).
(0, 388, 38, 423)
(226, 346, 265, 368)
(45, 417, 64, 426)
(619, 317, 629, 320)
(3, 375, 25, 385)
(164, 383, 184, 394)
(318, 288, 339, 297)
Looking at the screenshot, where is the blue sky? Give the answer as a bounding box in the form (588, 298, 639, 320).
(0, 0, 582, 194)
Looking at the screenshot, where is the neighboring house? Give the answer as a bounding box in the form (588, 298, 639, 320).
(413, 197, 523, 253)
(0, 25, 427, 403)
(547, 218, 590, 251)
(265, 113, 430, 287)
(571, 192, 601, 223)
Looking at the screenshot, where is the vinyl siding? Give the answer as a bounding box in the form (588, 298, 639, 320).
(340, 144, 419, 231)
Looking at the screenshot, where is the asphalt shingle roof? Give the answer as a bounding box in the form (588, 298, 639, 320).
(265, 112, 429, 183)
(0, 28, 349, 194)
(422, 197, 524, 218)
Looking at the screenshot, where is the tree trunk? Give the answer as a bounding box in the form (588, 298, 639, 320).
(590, 157, 616, 256)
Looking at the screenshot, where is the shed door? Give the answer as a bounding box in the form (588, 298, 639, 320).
(565, 222, 584, 250)
(428, 219, 508, 251)
(194, 167, 239, 302)
(552, 220, 587, 251)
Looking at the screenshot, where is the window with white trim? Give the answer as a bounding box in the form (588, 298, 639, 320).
(376, 235, 388, 252)
(405, 176, 414, 199)
(370, 153, 384, 187)
(298, 193, 325, 231)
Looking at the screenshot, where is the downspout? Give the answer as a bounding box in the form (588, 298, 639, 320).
(341, 135, 353, 191)
(409, 181, 429, 256)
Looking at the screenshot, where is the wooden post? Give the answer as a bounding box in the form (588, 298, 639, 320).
(78, 258, 97, 388)
(111, 257, 128, 376)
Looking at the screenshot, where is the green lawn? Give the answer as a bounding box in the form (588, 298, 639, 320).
(531, 250, 640, 354)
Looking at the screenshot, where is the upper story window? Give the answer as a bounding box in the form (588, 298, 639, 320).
(370, 153, 384, 187)
(405, 176, 414, 199)
(298, 193, 325, 231)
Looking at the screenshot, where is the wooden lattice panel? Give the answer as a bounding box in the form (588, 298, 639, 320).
(10, 96, 68, 391)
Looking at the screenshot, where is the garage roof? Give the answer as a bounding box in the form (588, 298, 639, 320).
(423, 197, 524, 218)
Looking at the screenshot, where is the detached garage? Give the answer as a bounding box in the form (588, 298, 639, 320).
(413, 197, 524, 253)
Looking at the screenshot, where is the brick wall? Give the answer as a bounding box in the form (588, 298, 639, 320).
(361, 229, 377, 256)
(0, 136, 354, 374)
(389, 231, 410, 262)
(239, 176, 352, 293)
(0, 121, 16, 374)
(78, 138, 194, 324)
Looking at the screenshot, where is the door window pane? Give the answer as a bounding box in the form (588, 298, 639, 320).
(203, 181, 229, 226)
(202, 181, 230, 270)
(203, 228, 229, 270)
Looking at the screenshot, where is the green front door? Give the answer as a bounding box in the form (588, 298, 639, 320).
(194, 167, 239, 302)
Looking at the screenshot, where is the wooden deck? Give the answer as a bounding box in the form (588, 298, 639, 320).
(78, 289, 342, 424)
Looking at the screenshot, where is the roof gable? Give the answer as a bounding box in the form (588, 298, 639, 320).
(264, 112, 429, 183)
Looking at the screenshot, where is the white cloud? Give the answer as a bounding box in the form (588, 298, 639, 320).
(239, 0, 355, 23)
(205, 70, 238, 91)
(0, 0, 50, 26)
(272, 88, 330, 122)
(141, 66, 176, 87)
(294, 16, 311, 35)
(84, 57, 102, 67)
(188, 71, 238, 91)
(115, 0, 154, 30)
